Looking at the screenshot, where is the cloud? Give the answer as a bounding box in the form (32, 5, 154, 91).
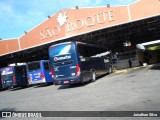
(0, 2, 13, 16)
(0, 0, 56, 38)
(0, 0, 137, 39)
(57, 0, 103, 8)
(95, 0, 103, 5)
(113, 0, 137, 5)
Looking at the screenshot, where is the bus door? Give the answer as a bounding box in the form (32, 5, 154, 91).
(49, 43, 79, 81)
(27, 61, 45, 84)
(15, 66, 28, 87)
(43, 61, 53, 83)
(1, 66, 15, 88)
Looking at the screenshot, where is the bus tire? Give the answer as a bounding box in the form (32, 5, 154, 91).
(22, 85, 29, 88)
(91, 71, 96, 82)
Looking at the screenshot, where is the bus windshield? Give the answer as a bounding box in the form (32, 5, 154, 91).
(49, 43, 74, 57)
(27, 62, 40, 72)
(49, 43, 75, 64)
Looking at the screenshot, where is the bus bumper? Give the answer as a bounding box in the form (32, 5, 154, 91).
(54, 76, 81, 85)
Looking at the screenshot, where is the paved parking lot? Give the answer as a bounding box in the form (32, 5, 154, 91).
(0, 65, 160, 120)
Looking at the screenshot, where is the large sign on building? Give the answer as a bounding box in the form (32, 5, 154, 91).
(0, 0, 160, 56)
(40, 10, 116, 40)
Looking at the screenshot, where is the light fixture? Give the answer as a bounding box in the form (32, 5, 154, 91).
(107, 4, 110, 7)
(24, 31, 27, 34)
(123, 40, 131, 47)
(75, 6, 79, 9)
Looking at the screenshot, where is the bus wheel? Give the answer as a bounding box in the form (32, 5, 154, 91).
(23, 85, 29, 88)
(91, 71, 96, 82)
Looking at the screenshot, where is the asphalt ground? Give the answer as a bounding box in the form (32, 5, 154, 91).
(0, 65, 160, 120)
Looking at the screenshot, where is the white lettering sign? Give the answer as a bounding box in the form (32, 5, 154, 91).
(54, 55, 71, 61)
(75, 19, 84, 30)
(40, 10, 115, 40)
(85, 16, 95, 27)
(40, 26, 60, 40)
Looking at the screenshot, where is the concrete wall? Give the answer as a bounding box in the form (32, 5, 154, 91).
(113, 58, 139, 69)
(148, 51, 158, 64)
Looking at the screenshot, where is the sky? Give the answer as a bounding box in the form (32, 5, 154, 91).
(0, 0, 137, 39)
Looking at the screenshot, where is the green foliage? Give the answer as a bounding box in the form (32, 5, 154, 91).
(147, 46, 160, 50)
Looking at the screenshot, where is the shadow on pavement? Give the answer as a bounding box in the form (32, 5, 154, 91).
(10, 86, 30, 91)
(58, 81, 91, 90)
(0, 107, 16, 119)
(58, 74, 108, 90)
(0, 108, 16, 112)
(150, 64, 160, 70)
(33, 83, 54, 88)
(0, 89, 8, 92)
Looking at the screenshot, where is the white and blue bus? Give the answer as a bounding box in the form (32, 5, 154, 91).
(27, 60, 53, 85)
(49, 42, 112, 85)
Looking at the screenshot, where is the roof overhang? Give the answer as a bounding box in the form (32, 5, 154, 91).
(136, 39, 160, 51)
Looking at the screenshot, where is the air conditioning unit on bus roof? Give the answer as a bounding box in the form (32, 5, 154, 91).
(92, 51, 110, 57)
(9, 63, 26, 66)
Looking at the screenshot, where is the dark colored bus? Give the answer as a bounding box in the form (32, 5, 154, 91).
(49, 42, 112, 85)
(27, 60, 53, 85)
(0, 65, 28, 89)
(0, 71, 2, 90)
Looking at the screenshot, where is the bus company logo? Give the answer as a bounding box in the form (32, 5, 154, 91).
(40, 10, 115, 40)
(6, 68, 10, 71)
(1, 71, 6, 75)
(2, 68, 13, 75)
(2, 68, 9, 75)
(54, 55, 71, 61)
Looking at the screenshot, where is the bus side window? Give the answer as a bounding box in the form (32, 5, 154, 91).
(44, 62, 50, 71)
(15, 67, 23, 75)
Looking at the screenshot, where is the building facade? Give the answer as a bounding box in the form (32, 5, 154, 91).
(0, 0, 160, 68)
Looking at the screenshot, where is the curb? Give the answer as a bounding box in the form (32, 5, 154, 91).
(114, 69, 128, 74)
(113, 65, 150, 74)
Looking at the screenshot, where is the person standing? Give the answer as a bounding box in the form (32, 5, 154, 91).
(128, 59, 132, 68)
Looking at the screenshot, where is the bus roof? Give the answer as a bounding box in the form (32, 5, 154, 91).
(49, 41, 108, 50)
(27, 60, 49, 64)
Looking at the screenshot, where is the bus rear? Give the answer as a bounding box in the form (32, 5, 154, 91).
(27, 60, 53, 85)
(27, 61, 45, 85)
(0, 66, 16, 88)
(14, 65, 29, 87)
(49, 42, 81, 85)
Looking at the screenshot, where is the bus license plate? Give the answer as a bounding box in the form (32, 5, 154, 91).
(64, 81, 69, 84)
